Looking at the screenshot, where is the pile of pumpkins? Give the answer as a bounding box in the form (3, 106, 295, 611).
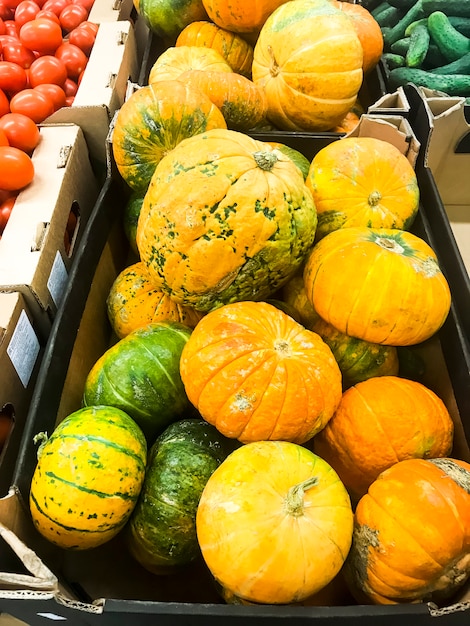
(28, 0, 470, 613)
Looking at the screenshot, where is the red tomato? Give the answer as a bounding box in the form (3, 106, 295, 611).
(35, 7, 59, 22)
(14, 0, 40, 26)
(0, 145, 34, 190)
(28, 53, 66, 85)
(71, 0, 93, 11)
(41, 0, 69, 16)
(0, 17, 6, 33)
(0, 60, 27, 93)
(0, 193, 17, 232)
(34, 81, 64, 109)
(1, 37, 36, 67)
(9, 86, 54, 121)
(68, 20, 95, 55)
(0, 86, 9, 114)
(0, 111, 40, 152)
(62, 74, 75, 95)
(0, 127, 8, 145)
(3, 0, 23, 10)
(3, 17, 18, 35)
(19, 17, 63, 53)
(0, 2, 14, 19)
(54, 41, 85, 79)
(64, 93, 72, 105)
(59, 2, 86, 31)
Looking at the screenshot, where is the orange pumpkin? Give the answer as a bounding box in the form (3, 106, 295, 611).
(178, 69, 268, 131)
(180, 301, 342, 444)
(314, 375, 454, 501)
(280, 274, 320, 329)
(332, 110, 361, 134)
(303, 227, 451, 346)
(196, 440, 354, 604)
(148, 45, 232, 83)
(345, 457, 470, 604)
(107, 262, 204, 339)
(306, 137, 420, 240)
(201, 0, 290, 33)
(175, 20, 254, 77)
(252, 0, 363, 131)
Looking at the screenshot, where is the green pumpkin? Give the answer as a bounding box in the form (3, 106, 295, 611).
(83, 322, 193, 443)
(127, 418, 233, 573)
(135, 0, 209, 41)
(123, 191, 144, 258)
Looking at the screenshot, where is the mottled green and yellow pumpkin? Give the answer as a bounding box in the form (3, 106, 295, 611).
(201, 0, 290, 33)
(107, 262, 204, 339)
(112, 80, 226, 193)
(175, 20, 254, 77)
(127, 418, 231, 574)
(266, 142, 311, 180)
(180, 300, 342, 444)
(134, 0, 209, 42)
(83, 322, 193, 443)
(29, 406, 147, 550)
(148, 45, 232, 84)
(252, 0, 363, 131)
(177, 69, 268, 131)
(280, 273, 320, 329)
(345, 458, 470, 604)
(306, 137, 420, 240)
(136, 128, 317, 311)
(196, 440, 354, 604)
(314, 376, 454, 501)
(303, 227, 451, 346)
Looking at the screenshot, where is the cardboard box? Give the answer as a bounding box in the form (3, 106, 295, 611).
(43, 20, 139, 175)
(0, 116, 469, 624)
(0, 293, 43, 500)
(88, 0, 135, 23)
(0, 124, 99, 341)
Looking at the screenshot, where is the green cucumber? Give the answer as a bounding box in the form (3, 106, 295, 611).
(406, 23, 430, 67)
(423, 0, 470, 18)
(383, 53, 406, 70)
(371, 0, 390, 18)
(373, 4, 403, 28)
(421, 43, 448, 69)
(383, 0, 425, 48)
(391, 37, 411, 56)
(388, 67, 470, 95)
(404, 18, 428, 37)
(448, 16, 470, 38)
(429, 51, 470, 75)
(427, 11, 470, 62)
(386, 0, 416, 9)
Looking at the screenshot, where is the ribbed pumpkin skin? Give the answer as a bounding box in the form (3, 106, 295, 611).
(112, 81, 227, 193)
(303, 227, 451, 346)
(280, 274, 321, 329)
(314, 376, 454, 501)
(179, 301, 342, 444)
(148, 45, 232, 83)
(83, 322, 193, 443)
(345, 458, 470, 604)
(135, 0, 208, 41)
(127, 419, 230, 574)
(252, 0, 363, 131)
(29, 406, 147, 550)
(137, 128, 317, 311)
(107, 262, 204, 339)
(306, 138, 420, 240)
(201, 0, 290, 33)
(177, 69, 268, 132)
(175, 20, 254, 77)
(196, 441, 353, 604)
(267, 142, 311, 180)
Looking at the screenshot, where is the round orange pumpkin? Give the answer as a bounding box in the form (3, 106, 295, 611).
(306, 137, 420, 240)
(345, 457, 470, 604)
(314, 375, 454, 501)
(196, 440, 354, 604)
(303, 227, 451, 346)
(252, 0, 363, 131)
(201, 0, 290, 34)
(107, 262, 204, 339)
(175, 20, 254, 77)
(179, 300, 342, 444)
(148, 45, 232, 84)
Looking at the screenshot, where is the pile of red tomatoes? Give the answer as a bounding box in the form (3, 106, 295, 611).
(0, 0, 98, 235)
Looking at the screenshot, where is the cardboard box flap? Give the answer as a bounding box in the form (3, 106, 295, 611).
(367, 86, 411, 116)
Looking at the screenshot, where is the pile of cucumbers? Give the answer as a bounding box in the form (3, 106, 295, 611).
(363, 0, 470, 97)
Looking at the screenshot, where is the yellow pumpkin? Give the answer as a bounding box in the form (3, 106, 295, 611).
(148, 45, 232, 83)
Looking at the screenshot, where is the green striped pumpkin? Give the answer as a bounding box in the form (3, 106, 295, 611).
(29, 406, 147, 550)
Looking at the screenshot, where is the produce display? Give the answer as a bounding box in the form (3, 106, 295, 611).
(10, 0, 469, 618)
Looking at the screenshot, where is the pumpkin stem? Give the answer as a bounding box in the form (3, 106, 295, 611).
(267, 45, 280, 77)
(368, 190, 382, 206)
(285, 476, 318, 517)
(253, 150, 279, 171)
(375, 236, 405, 255)
(33, 431, 49, 460)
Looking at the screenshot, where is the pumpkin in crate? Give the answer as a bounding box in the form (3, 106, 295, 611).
(201, 0, 291, 34)
(123, 190, 144, 258)
(175, 20, 254, 77)
(136, 128, 317, 311)
(112, 80, 226, 193)
(83, 322, 194, 444)
(197, 440, 354, 604)
(252, 0, 363, 131)
(345, 457, 470, 604)
(134, 0, 209, 41)
(148, 45, 232, 83)
(266, 142, 311, 180)
(306, 137, 420, 240)
(179, 300, 342, 444)
(303, 227, 451, 346)
(107, 262, 204, 339)
(127, 418, 232, 574)
(177, 69, 268, 131)
(30, 406, 147, 550)
(314, 375, 454, 501)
